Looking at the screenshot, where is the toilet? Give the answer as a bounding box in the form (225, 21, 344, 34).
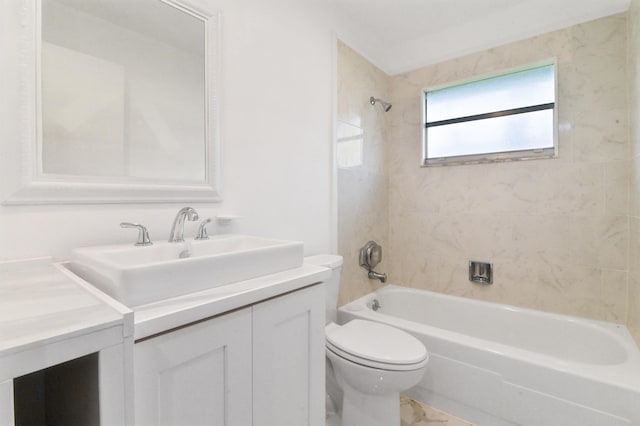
(305, 255, 428, 426)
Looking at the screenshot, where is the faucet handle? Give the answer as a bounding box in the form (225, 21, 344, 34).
(195, 218, 212, 240)
(120, 222, 153, 246)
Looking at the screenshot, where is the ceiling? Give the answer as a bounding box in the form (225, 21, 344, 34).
(331, 0, 630, 75)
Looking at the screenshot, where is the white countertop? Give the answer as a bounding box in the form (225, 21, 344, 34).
(0, 256, 330, 355)
(0, 258, 131, 359)
(133, 264, 331, 340)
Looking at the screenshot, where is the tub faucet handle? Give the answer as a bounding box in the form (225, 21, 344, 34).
(360, 241, 387, 283)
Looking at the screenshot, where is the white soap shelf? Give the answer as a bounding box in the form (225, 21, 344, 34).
(215, 215, 241, 225)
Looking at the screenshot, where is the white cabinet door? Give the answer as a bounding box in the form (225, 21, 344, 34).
(134, 308, 252, 426)
(252, 284, 325, 426)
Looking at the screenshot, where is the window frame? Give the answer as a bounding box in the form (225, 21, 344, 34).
(421, 58, 558, 167)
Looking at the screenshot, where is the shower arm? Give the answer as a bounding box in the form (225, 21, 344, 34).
(370, 96, 392, 112)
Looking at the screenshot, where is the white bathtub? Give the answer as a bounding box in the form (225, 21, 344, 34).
(338, 285, 640, 426)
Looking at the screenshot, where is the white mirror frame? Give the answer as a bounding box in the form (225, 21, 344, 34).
(0, 0, 222, 205)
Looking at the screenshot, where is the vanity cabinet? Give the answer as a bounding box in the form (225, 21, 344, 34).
(1, 335, 131, 426)
(134, 283, 325, 426)
(134, 308, 253, 425)
(253, 284, 325, 426)
(0, 259, 132, 426)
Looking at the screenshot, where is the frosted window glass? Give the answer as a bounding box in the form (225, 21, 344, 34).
(427, 64, 554, 122)
(423, 62, 556, 165)
(427, 109, 554, 158)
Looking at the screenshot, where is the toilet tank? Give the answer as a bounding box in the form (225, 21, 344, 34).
(304, 255, 343, 324)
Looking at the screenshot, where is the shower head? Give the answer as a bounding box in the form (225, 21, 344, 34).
(370, 96, 392, 112)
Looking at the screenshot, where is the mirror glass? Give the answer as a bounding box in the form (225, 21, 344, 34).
(41, 0, 207, 183)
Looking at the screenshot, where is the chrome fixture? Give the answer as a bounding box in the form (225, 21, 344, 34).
(360, 241, 382, 269)
(370, 96, 392, 112)
(120, 222, 153, 246)
(368, 270, 387, 283)
(371, 299, 381, 311)
(195, 218, 212, 240)
(469, 261, 493, 284)
(169, 207, 199, 243)
(359, 241, 387, 283)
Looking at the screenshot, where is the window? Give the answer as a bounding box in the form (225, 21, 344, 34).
(423, 61, 557, 166)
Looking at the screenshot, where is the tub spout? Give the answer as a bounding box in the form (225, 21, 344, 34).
(368, 270, 387, 283)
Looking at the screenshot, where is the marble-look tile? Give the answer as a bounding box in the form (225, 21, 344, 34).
(628, 272, 640, 347)
(601, 269, 628, 323)
(337, 42, 390, 305)
(385, 14, 631, 323)
(595, 215, 628, 271)
(535, 261, 604, 318)
(400, 395, 475, 426)
(337, 41, 390, 178)
(604, 161, 631, 215)
(628, 216, 640, 346)
(341, 14, 634, 325)
(629, 0, 640, 348)
(631, 216, 640, 276)
(571, 111, 629, 164)
(632, 155, 640, 217)
(337, 169, 389, 306)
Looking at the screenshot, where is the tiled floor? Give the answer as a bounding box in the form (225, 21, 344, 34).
(326, 394, 475, 426)
(400, 395, 475, 426)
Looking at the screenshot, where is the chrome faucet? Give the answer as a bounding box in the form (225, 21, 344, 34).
(168, 207, 199, 243)
(368, 270, 387, 283)
(359, 241, 387, 283)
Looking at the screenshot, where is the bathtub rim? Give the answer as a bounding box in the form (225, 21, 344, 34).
(338, 284, 640, 393)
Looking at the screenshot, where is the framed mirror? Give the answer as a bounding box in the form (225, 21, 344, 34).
(1, 0, 221, 204)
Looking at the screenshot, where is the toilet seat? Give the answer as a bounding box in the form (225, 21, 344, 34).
(325, 320, 428, 371)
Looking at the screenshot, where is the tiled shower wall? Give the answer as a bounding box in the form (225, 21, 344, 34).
(386, 14, 630, 322)
(629, 0, 640, 345)
(338, 13, 637, 331)
(336, 41, 390, 306)
(337, 13, 640, 340)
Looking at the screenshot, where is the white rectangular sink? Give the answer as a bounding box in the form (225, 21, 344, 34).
(70, 234, 304, 307)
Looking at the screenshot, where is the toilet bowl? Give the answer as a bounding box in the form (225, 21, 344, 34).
(325, 320, 428, 426)
(305, 255, 429, 426)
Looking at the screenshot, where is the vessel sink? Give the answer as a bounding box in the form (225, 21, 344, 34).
(70, 234, 304, 307)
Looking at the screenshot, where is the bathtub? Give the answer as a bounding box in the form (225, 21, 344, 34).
(338, 285, 640, 426)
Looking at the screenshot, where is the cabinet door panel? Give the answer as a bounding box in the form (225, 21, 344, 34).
(134, 308, 252, 426)
(252, 284, 325, 426)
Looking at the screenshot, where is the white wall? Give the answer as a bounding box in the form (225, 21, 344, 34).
(0, 0, 335, 261)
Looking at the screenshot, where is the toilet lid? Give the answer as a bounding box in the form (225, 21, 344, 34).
(325, 320, 427, 366)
